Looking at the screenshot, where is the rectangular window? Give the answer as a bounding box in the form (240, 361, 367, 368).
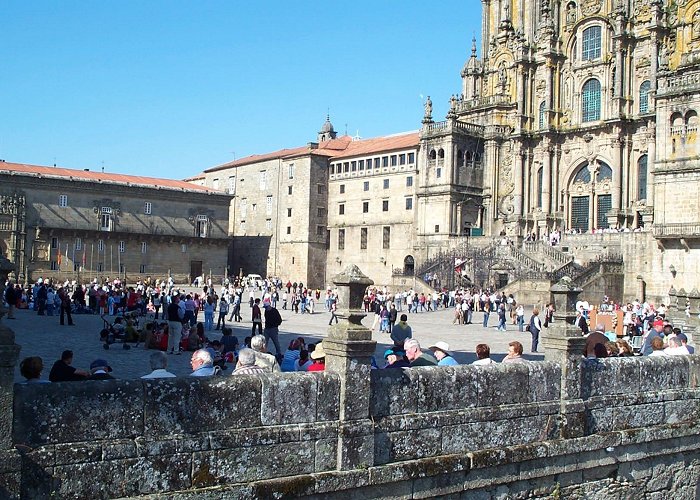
(339, 203, 345, 215)
(317, 184, 325, 194)
(336, 164, 342, 174)
(287, 208, 292, 217)
(338, 228, 345, 250)
(436, 167, 442, 178)
(144, 202, 152, 215)
(406, 176, 413, 187)
(181, 244, 188, 253)
(213, 178, 220, 190)
(288, 163, 295, 179)
(98, 239, 104, 252)
(240, 199, 248, 217)
(435, 225, 440, 233)
(266, 195, 273, 215)
(228, 176, 236, 194)
(316, 225, 325, 237)
(382, 226, 390, 249)
(383, 179, 389, 189)
(340, 184, 345, 194)
(140, 264, 146, 273)
(317, 207, 325, 217)
(408, 152, 415, 163)
(405, 197, 413, 210)
(375, 157, 381, 168)
(382, 200, 389, 211)
(364, 181, 369, 191)
(141, 242, 147, 254)
(97, 262, 103, 272)
(196, 215, 208, 238)
(367, 158, 373, 169)
(288, 185, 293, 195)
(351, 161, 357, 172)
(59, 195, 68, 207)
(100, 207, 113, 231)
(266, 219, 272, 231)
(343, 162, 349, 173)
(118, 241, 125, 253)
(361, 227, 368, 250)
(259, 171, 268, 190)
(240, 220, 246, 232)
(399, 154, 406, 165)
(51, 260, 58, 271)
(382, 156, 389, 167)
(390, 155, 397, 166)
(359, 159, 365, 170)
(51, 237, 58, 249)
(287, 226, 291, 235)
(75, 238, 82, 251)
(326, 229, 331, 250)
(363, 201, 369, 213)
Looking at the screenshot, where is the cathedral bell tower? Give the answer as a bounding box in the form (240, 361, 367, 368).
(318, 115, 337, 142)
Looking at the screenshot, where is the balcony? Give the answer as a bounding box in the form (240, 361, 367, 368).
(653, 223, 700, 239)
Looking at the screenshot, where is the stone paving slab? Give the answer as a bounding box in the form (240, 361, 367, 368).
(8, 292, 543, 382)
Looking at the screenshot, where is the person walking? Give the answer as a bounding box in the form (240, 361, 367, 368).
(58, 287, 74, 326)
(529, 308, 542, 353)
(251, 298, 263, 336)
(263, 302, 283, 356)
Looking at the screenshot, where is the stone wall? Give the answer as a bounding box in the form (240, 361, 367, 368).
(7, 354, 700, 498)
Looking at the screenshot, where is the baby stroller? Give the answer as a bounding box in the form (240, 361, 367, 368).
(100, 314, 139, 350)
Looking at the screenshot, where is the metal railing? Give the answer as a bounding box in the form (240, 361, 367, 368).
(652, 223, 700, 238)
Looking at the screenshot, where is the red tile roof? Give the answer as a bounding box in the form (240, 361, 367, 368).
(0, 161, 220, 194)
(204, 146, 314, 173)
(329, 132, 419, 160)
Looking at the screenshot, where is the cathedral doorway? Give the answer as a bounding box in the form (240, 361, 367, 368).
(567, 161, 614, 232)
(403, 255, 415, 276)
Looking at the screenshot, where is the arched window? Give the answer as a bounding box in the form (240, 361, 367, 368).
(574, 165, 591, 183)
(539, 101, 546, 129)
(437, 149, 445, 161)
(596, 163, 612, 182)
(537, 167, 544, 208)
(466, 151, 473, 167)
(687, 110, 699, 129)
(638, 155, 648, 201)
(639, 81, 651, 113)
(457, 149, 464, 167)
(429, 149, 437, 160)
(582, 26, 602, 61)
(473, 152, 482, 168)
(582, 79, 601, 122)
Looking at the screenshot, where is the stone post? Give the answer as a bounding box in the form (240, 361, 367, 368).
(323, 265, 377, 470)
(542, 278, 587, 439)
(668, 286, 677, 311)
(0, 255, 21, 497)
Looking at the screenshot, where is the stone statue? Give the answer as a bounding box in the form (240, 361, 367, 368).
(566, 2, 577, 25)
(424, 96, 433, 119)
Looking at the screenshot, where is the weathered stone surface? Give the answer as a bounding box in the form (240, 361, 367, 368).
(315, 373, 341, 421)
(638, 355, 689, 392)
(528, 361, 561, 402)
(260, 373, 318, 425)
(475, 363, 530, 406)
(14, 380, 144, 446)
(144, 376, 262, 435)
(369, 368, 417, 416)
(581, 357, 641, 399)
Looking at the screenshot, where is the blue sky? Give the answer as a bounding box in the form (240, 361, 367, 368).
(0, 1, 482, 179)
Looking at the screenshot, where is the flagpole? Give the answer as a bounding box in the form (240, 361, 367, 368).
(90, 243, 94, 281)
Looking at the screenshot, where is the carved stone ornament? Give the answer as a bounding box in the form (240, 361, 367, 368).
(581, 0, 602, 16)
(634, 0, 652, 24)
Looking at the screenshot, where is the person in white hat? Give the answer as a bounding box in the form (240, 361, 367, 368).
(428, 341, 458, 366)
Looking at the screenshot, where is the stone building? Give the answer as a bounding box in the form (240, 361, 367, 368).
(0, 162, 232, 284)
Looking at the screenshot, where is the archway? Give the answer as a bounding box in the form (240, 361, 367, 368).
(403, 255, 415, 276)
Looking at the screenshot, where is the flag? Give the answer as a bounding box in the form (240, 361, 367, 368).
(57, 242, 62, 266)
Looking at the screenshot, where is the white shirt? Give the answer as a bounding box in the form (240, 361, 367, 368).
(472, 358, 496, 366)
(141, 369, 177, 379)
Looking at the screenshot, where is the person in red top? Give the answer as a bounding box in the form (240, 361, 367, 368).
(307, 343, 326, 372)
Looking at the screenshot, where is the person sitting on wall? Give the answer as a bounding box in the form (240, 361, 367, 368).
(189, 349, 218, 377)
(231, 348, 266, 376)
(502, 341, 526, 364)
(428, 341, 459, 366)
(676, 333, 694, 354)
(584, 324, 609, 358)
(89, 359, 115, 380)
(664, 336, 690, 356)
(383, 348, 410, 369)
(307, 343, 326, 371)
(404, 339, 437, 367)
(471, 344, 496, 366)
(20, 356, 50, 384)
(250, 334, 280, 373)
(141, 351, 177, 379)
(49, 350, 90, 382)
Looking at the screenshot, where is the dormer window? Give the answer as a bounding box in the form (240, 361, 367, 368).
(100, 207, 113, 231)
(195, 215, 209, 238)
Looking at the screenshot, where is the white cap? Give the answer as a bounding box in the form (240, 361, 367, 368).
(429, 341, 451, 353)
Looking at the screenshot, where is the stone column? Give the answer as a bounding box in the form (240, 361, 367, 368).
(323, 265, 377, 470)
(543, 145, 552, 213)
(0, 255, 21, 497)
(646, 126, 656, 209)
(541, 278, 587, 439)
